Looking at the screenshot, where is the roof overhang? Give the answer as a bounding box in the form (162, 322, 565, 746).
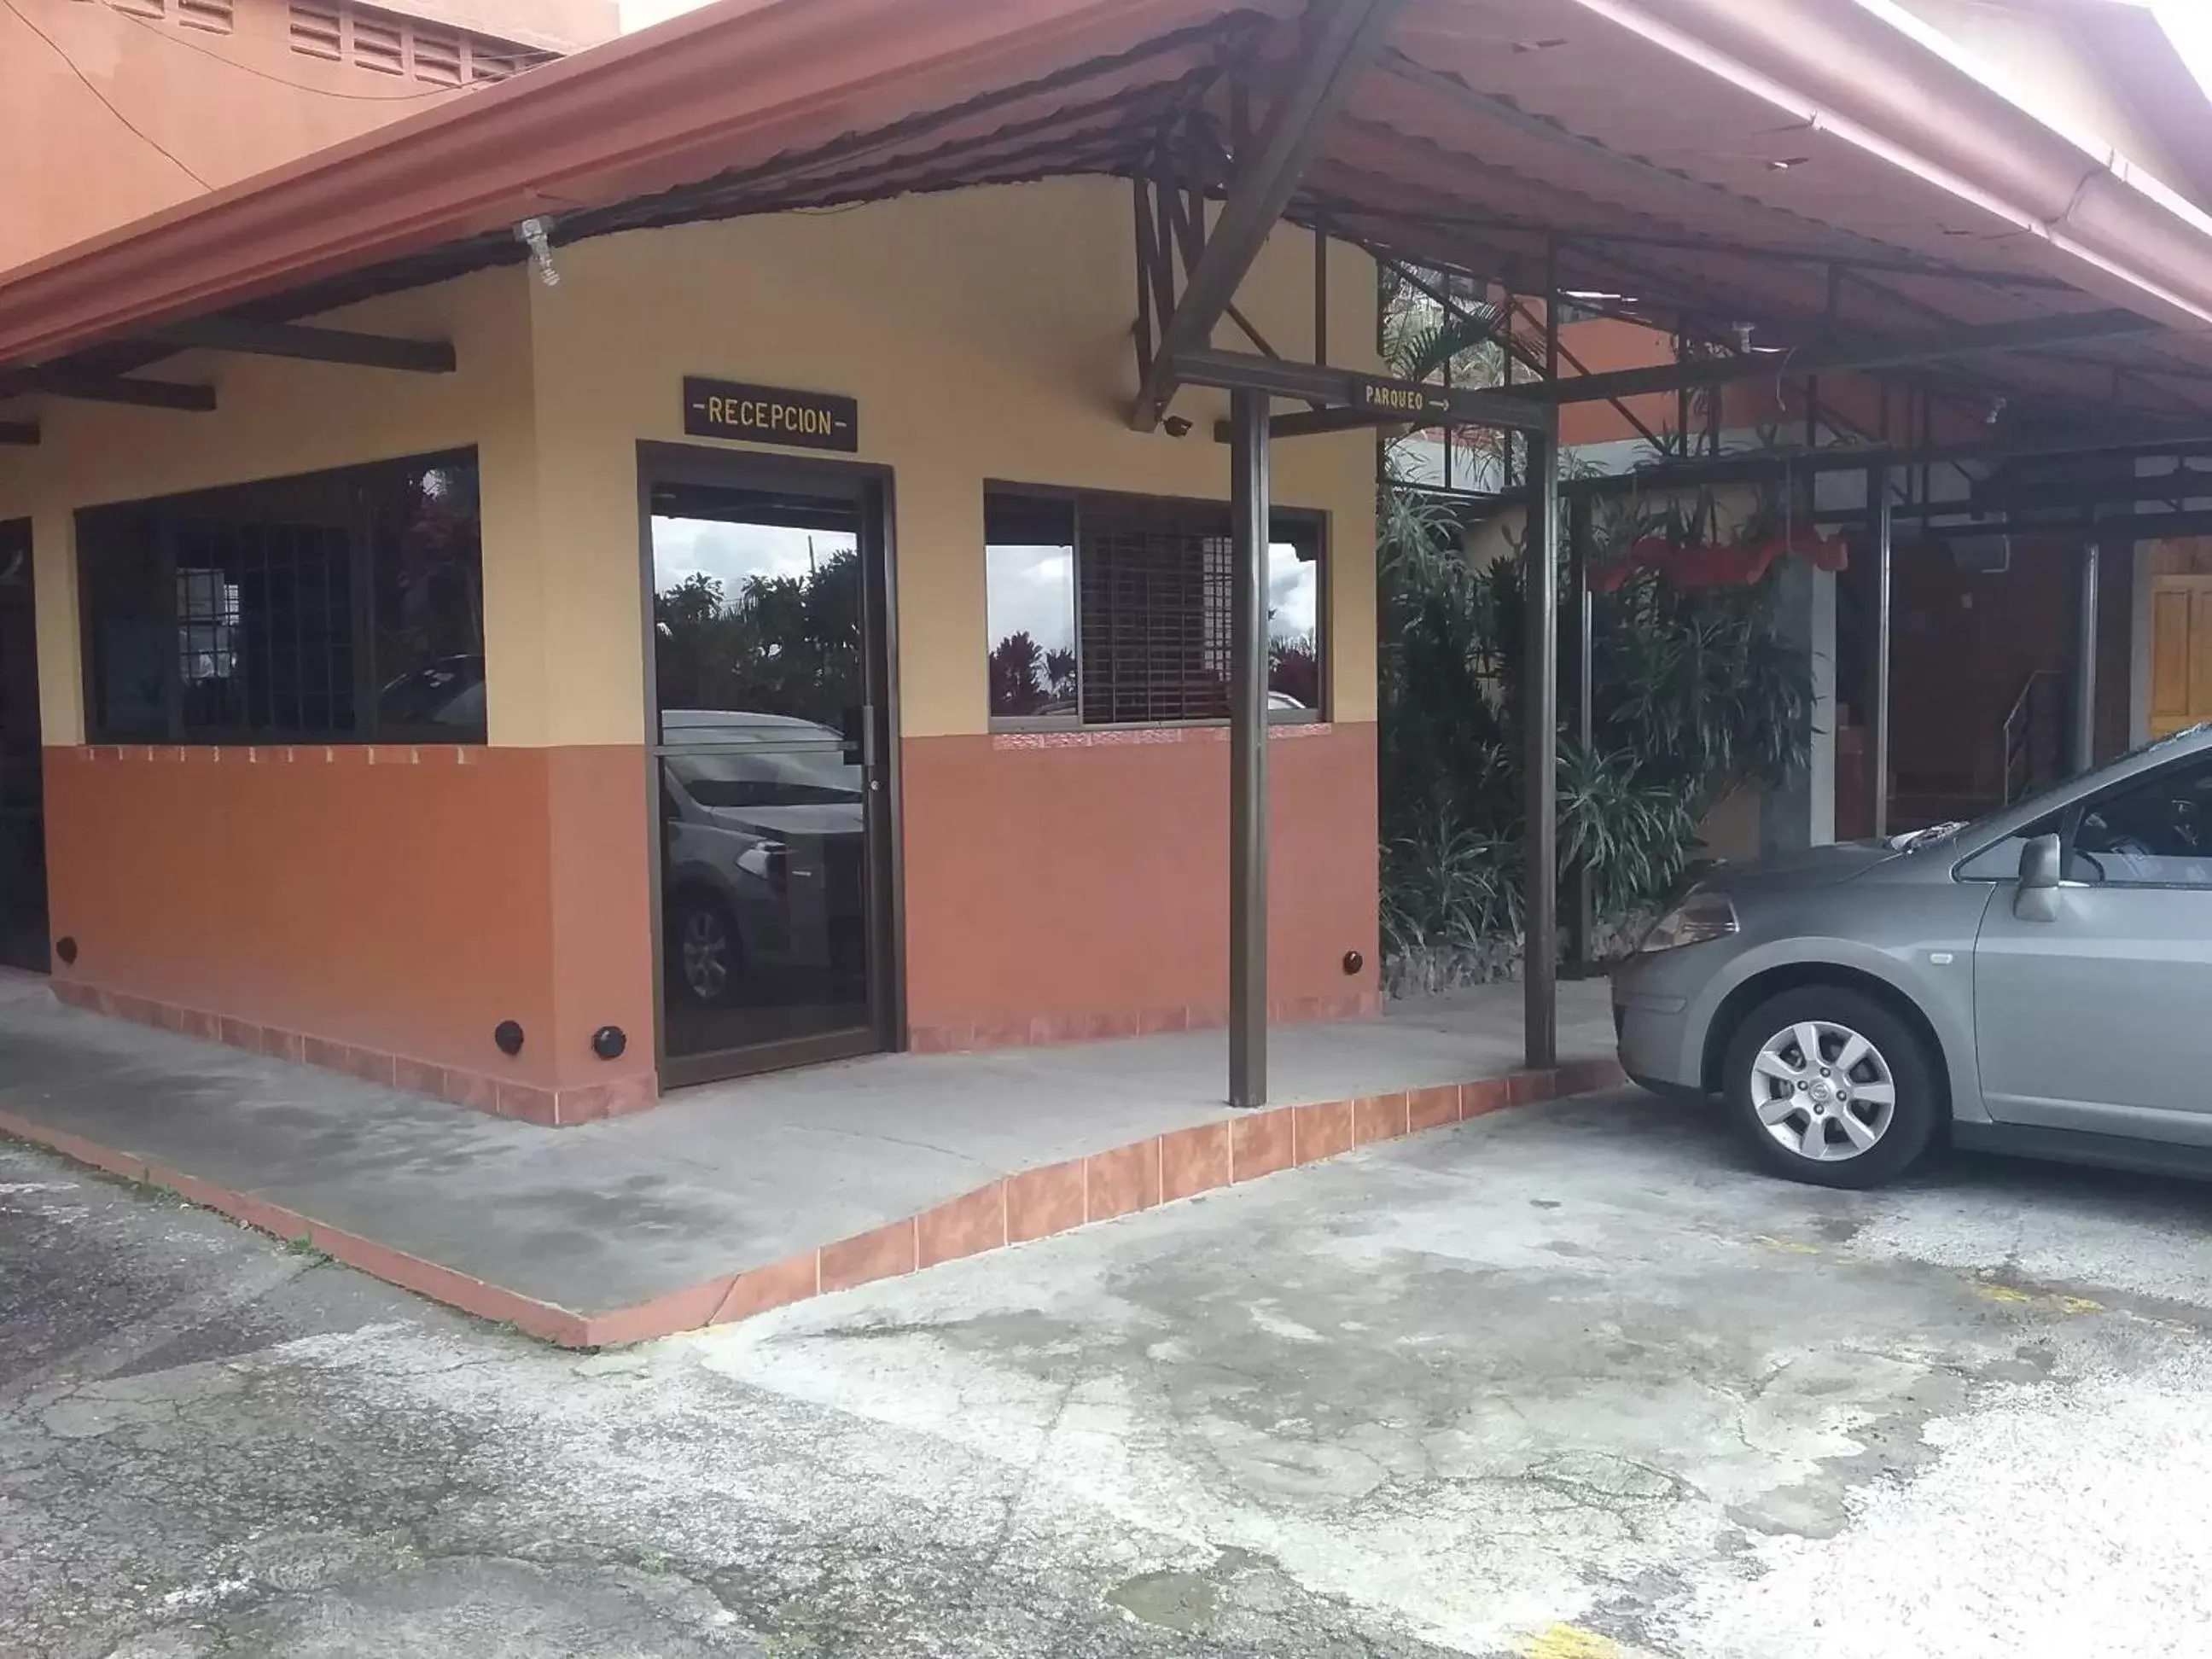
(6, 0, 2212, 430)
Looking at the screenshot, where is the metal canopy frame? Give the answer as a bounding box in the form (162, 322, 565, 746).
(6, 0, 2210, 1109)
(1126, 6, 1563, 1106)
(1109, 0, 2204, 1105)
(1182, 346, 1554, 436)
(1129, 0, 1403, 434)
(1523, 311, 2163, 406)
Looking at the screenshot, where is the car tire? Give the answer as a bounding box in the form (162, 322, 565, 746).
(667, 890, 744, 1008)
(1722, 986, 1941, 1190)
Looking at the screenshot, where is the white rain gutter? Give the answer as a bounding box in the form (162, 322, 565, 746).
(1562, 0, 2212, 330)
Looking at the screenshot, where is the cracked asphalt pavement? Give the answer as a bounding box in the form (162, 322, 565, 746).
(9, 1088, 2212, 1656)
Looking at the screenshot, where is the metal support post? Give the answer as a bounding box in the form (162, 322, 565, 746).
(2075, 530, 2102, 773)
(1871, 464, 1895, 841)
(1501, 291, 1517, 491)
(1524, 430, 1562, 1070)
(1313, 219, 1329, 367)
(1566, 493, 1595, 969)
(1229, 387, 1272, 1109)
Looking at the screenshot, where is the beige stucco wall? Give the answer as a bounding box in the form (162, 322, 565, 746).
(0, 177, 1380, 751)
(523, 176, 1381, 743)
(0, 265, 540, 748)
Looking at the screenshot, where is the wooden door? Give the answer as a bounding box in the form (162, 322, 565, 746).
(2151, 577, 2212, 737)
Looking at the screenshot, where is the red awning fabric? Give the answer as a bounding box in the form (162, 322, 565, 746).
(3, 0, 2211, 422)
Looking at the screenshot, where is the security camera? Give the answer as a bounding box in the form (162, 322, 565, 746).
(1163, 415, 1195, 438)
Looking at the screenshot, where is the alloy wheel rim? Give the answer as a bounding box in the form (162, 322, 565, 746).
(681, 911, 730, 1001)
(1748, 1020, 1897, 1162)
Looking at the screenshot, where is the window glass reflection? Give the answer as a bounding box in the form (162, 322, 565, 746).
(1268, 539, 1320, 712)
(981, 486, 1324, 725)
(75, 451, 484, 744)
(985, 492, 1077, 719)
(651, 486, 863, 738)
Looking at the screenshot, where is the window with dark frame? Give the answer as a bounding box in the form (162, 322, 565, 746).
(77, 451, 486, 745)
(984, 486, 1323, 728)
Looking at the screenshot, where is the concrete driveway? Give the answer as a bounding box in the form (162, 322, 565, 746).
(8, 1087, 2212, 1657)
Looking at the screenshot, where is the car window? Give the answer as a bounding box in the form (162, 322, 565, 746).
(2067, 752, 2212, 888)
(1951, 725, 2212, 853)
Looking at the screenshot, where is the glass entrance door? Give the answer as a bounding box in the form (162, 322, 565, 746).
(643, 452, 896, 1085)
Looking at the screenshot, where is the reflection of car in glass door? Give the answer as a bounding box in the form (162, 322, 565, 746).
(657, 710, 867, 1011)
(644, 456, 893, 1079)
(377, 653, 487, 732)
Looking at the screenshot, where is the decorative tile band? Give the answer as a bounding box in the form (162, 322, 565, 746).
(991, 722, 1333, 751)
(0, 1051, 1628, 1350)
(910, 990, 1381, 1055)
(64, 744, 480, 767)
(46, 979, 655, 1128)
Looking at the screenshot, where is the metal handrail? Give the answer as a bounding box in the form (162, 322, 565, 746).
(2001, 668, 2062, 806)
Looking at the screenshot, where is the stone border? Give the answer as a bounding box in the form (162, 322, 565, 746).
(52, 978, 1388, 1111)
(46, 981, 655, 1128)
(0, 1057, 1625, 1348)
(908, 989, 1382, 1055)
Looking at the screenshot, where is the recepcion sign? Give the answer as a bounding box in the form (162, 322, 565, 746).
(682, 376, 859, 452)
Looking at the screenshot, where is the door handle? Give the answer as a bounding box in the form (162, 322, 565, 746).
(841, 703, 876, 769)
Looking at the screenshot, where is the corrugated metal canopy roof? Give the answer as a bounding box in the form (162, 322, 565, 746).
(5, 0, 2212, 425)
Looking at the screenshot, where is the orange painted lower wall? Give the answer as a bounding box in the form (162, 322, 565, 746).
(44, 727, 1382, 1110)
(899, 723, 1382, 1046)
(42, 744, 656, 1107)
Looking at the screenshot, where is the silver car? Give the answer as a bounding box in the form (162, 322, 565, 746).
(1614, 725, 2212, 1188)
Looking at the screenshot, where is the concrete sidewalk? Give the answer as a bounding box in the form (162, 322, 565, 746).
(0, 973, 1619, 1344)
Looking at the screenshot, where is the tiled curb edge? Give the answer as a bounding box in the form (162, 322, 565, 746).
(0, 1057, 1626, 1349)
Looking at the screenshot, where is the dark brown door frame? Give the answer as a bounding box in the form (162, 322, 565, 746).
(0, 519, 47, 974)
(635, 440, 905, 1089)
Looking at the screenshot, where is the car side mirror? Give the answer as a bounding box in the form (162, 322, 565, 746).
(2015, 832, 2063, 923)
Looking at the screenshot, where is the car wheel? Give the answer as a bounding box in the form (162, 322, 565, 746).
(669, 893, 742, 1007)
(1722, 986, 1941, 1190)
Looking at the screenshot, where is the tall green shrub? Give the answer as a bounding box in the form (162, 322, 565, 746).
(1377, 486, 1812, 963)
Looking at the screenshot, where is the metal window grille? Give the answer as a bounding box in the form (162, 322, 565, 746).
(172, 521, 354, 740)
(79, 453, 483, 747)
(1078, 497, 1233, 725)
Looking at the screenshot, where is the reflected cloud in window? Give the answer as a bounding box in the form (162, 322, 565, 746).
(984, 486, 1324, 727)
(1268, 539, 1319, 711)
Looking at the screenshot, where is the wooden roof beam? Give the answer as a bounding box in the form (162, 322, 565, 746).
(143, 317, 456, 374)
(0, 370, 215, 412)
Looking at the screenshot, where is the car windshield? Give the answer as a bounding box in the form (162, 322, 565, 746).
(1931, 723, 2212, 849)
